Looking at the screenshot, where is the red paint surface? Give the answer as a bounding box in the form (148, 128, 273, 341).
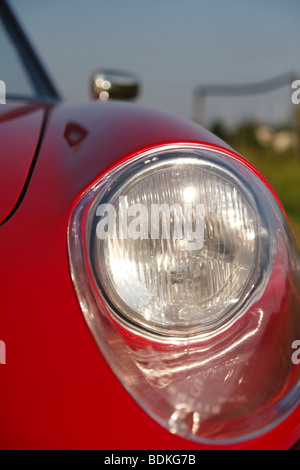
(0, 100, 299, 449)
(0, 102, 46, 224)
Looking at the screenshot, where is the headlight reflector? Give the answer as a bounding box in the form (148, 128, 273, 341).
(90, 151, 272, 339)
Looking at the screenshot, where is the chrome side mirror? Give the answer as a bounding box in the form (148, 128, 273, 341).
(90, 69, 140, 101)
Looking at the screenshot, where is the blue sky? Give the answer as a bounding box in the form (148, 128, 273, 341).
(10, 0, 300, 127)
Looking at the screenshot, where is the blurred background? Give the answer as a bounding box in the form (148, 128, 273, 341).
(10, 0, 300, 246)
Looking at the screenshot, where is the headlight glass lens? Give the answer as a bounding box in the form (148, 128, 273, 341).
(89, 150, 272, 339)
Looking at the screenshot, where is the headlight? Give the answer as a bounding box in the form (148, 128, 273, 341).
(88, 149, 272, 339)
(68, 143, 300, 444)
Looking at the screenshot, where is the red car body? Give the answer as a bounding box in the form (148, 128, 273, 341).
(1, 1, 300, 451)
(0, 100, 300, 450)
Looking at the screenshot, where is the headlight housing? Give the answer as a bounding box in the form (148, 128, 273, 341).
(68, 143, 300, 444)
(86, 148, 273, 339)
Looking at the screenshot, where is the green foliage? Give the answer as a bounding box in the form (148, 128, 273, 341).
(211, 121, 300, 247)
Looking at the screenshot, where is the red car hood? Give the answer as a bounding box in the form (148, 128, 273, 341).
(0, 101, 47, 225)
